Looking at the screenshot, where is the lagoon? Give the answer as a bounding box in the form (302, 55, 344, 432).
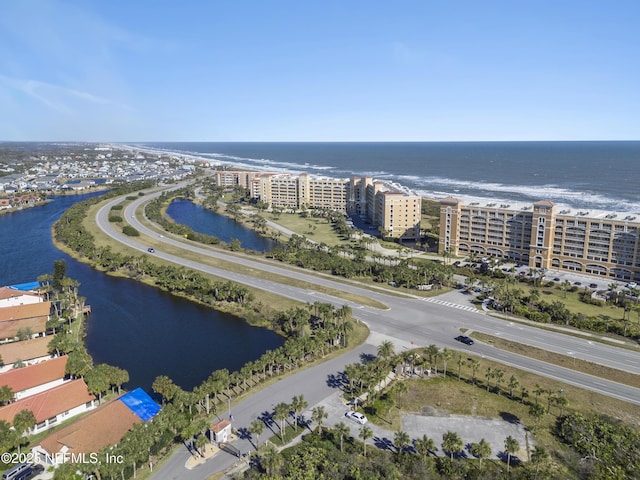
(0, 194, 284, 393)
(166, 199, 275, 252)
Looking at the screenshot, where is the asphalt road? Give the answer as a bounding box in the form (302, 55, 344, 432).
(91, 188, 640, 478)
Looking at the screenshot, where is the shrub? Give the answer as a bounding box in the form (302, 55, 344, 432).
(122, 225, 140, 237)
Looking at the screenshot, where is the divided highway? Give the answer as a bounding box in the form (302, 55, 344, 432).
(94, 190, 640, 405)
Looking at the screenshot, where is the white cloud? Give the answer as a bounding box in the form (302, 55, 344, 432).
(0, 74, 130, 113)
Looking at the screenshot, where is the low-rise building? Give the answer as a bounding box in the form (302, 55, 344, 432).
(0, 355, 68, 400)
(0, 301, 51, 342)
(0, 379, 96, 435)
(33, 388, 160, 465)
(0, 337, 52, 372)
(0, 286, 43, 308)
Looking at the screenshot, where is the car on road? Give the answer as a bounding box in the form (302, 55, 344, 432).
(345, 411, 368, 424)
(455, 335, 474, 345)
(553, 277, 561, 281)
(147, 247, 155, 253)
(589, 283, 598, 289)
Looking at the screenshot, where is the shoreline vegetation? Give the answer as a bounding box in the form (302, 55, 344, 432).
(46, 169, 640, 478)
(48, 179, 374, 479)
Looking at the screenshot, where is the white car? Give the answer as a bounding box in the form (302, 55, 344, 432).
(345, 411, 368, 424)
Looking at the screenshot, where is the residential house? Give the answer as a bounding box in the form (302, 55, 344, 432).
(0, 337, 53, 372)
(33, 388, 161, 465)
(0, 379, 96, 435)
(0, 355, 68, 400)
(0, 301, 51, 341)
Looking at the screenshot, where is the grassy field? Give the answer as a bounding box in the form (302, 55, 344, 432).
(370, 354, 640, 467)
(521, 282, 629, 319)
(266, 211, 348, 246)
(470, 331, 640, 388)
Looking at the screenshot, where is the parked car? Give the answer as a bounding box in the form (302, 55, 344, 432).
(345, 411, 368, 424)
(455, 335, 474, 345)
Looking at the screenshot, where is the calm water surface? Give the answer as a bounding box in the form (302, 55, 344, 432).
(166, 199, 275, 252)
(0, 194, 283, 392)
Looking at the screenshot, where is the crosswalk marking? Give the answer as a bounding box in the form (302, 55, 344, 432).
(421, 297, 483, 313)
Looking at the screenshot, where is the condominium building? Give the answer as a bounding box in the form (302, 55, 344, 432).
(212, 171, 421, 239)
(439, 197, 640, 281)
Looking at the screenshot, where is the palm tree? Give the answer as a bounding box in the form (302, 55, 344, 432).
(291, 394, 308, 432)
(529, 403, 545, 427)
(456, 354, 465, 381)
(359, 425, 373, 457)
(508, 375, 520, 400)
(12, 409, 36, 454)
(470, 438, 492, 471)
(377, 340, 395, 363)
(440, 348, 453, 377)
(249, 420, 265, 449)
(426, 344, 439, 373)
(311, 406, 328, 434)
(555, 394, 569, 417)
(485, 367, 494, 392)
(414, 434, 436, 462)
(531, 445, 550, 479)
(441, 431, 463, 460)
(260, 443, 282, 476)
(504, 435, 520, 473)
(469, 358, 480, 385)
(494, 368, 505, 394)
(273, 402, 290, 440)
(333, 422, 350, 453)
(393, 430, 411, 455)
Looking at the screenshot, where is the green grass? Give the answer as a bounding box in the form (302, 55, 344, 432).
(525, 283, 626, 319)
(368, 357, 640, 470)
(267, 212, 347, 246)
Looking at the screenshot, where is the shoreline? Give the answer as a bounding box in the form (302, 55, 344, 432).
(116, 143, 640, 215)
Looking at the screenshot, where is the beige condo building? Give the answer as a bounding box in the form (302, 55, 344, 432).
(439, 197, 640, 282)
(212, 171, 421, 239)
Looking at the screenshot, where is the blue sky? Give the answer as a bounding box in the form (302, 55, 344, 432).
(1, 1, 638, 142)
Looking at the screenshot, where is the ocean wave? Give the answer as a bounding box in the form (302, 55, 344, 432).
(129, 143, 640, 213)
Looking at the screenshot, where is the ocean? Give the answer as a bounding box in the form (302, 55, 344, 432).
(136, 141, 640, 213)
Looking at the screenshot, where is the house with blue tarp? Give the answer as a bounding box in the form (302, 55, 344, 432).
(34, 388, 161, 465)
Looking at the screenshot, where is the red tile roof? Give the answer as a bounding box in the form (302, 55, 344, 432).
(37, 397, 142, 455)
(0, 287, 42, 302)
(211, 419, 231, 433)
(0, 318, 48, 340)
(0, 337, 52, 364)
(0, 356, 67, 393)
(0, 301, 51, 321)
(0, 379, 95, 425)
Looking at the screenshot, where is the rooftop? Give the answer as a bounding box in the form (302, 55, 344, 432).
(0, 337, 51, 365)
(0, 355, 67, 393)
(37, 397, 140, 455)
(0, 378, 94, 425)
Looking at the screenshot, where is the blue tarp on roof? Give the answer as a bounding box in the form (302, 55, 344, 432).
(9, 282, 41, 291)
(119, 388, 161, 422)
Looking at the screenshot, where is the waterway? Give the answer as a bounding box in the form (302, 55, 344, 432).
(0, 194, 284, 392)
(166, 199, 275, 252)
